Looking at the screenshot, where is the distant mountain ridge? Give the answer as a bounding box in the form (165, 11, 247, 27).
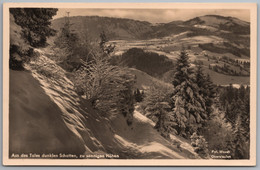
(184, 15, 249, 34)
(51, 15, 153, 41)
(52, 14, 249, 40)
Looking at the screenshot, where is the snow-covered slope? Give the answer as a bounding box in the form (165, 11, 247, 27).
(112, 110, 199, 159)
(9, 49, 199, 159)
(9, 69, 86, 155)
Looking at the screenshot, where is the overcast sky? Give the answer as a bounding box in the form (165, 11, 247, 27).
(53, 8, 250, 23)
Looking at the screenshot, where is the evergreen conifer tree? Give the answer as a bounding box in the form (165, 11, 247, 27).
(10, 8, 58, 47)
(194, 64, 216, 117)
(204, 74, 216, 115)
(154, 102, 178, 139)
(243, 86, 250, 141)
(54, 16, 79, 56)
(140, 83, 173, 124)
(171, 51, 207, 137)
(233, 114, 247, 159)
(99, 31, 115, 56)
(232, 96, 250, 159)
(10, 8, 57, 69)
(134, 88, 143, 102)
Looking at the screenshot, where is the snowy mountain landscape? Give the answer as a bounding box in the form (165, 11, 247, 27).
(51, 14, 250, 85)
(8, 8, 250, 162)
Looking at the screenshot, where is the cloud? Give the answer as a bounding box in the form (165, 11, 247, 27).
(54, 8, 250, 23)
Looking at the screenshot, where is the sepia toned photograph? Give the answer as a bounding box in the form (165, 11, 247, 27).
(2, 3, 257, 166)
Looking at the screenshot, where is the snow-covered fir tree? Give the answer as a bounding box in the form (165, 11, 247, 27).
(194, 64, 216, 117)
(233, 113, 248, 159)
(171, 51, 207, 137)
(154, 102, 178, 139)
(232, 98, 250, 159)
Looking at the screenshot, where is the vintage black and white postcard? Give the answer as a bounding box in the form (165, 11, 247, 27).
(2, 3, 257, 166)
